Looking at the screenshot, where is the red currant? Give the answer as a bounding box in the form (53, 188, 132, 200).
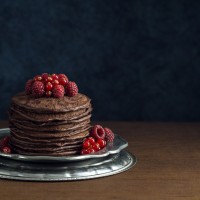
(97, 138, 106, 149)
(52, 79, 59, 86)
(41, 73, 49, 80)
(45, 91, 52, 97)
(59, 77, 68, 86)
(83, 139, 90, 149)
(81, 149, 89, 155)
(46, 76, 53, 83)
(58, 74, 67, 79)
(51, 74, 59, 80)
(87, 148, 95, 154)
(92, 143, 101, 152)
(34, 75, 42, 82)
(88, 137, 95, 145)
(2, 146, 11, 154)
(45, 82, 53, 91)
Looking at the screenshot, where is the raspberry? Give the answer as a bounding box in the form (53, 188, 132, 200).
(104, 127, 115, 142)
(2, 146, 11, 154)
(65, 81, 78, 97)
(25, 79, 33, 95)
(52, 85, 65, 98)
(32, 81, 45, 97)
(90, 125, 105, 140)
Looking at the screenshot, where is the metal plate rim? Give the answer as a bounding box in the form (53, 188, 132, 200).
(0, 151, 136, 181)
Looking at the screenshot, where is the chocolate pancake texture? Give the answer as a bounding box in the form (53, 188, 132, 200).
(10, 118, 90, 132)
(9, 92, 92, 156)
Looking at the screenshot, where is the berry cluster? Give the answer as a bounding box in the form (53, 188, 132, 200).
(81, 125, 115, 155)
(25, 73, 78, 98)
(0, 136, 11, 154)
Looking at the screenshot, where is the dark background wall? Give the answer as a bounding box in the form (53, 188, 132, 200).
(0, 0, 200, 121)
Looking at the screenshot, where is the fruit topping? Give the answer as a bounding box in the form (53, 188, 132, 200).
(90, 125, 105, 140)
(65, 81, 78, 97)
(24, 73, 78, 98)
(2, 146, 11, 154)
(45, 82, 53, 91)
(52, 85, 65, 98)
(25, 79, 33, 95)
(80, 125, 115, 155)
(104, 127, 115, 142)
(0, 136, 11, 154)
(96, 138, 106, 148)
(81, 136, 106, 155)
(32, 81, 45, 97)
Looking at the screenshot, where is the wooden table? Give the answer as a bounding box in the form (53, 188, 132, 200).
(0, 121, 199, 200)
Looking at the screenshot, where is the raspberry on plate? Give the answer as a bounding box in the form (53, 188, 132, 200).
(90, 125, 105, 140)
(104, 127, 115, 142)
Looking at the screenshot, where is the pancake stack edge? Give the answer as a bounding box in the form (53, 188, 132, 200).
(9, 92, 92, 156)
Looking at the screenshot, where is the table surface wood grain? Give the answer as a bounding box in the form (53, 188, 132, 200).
(0, 121, 199, 200)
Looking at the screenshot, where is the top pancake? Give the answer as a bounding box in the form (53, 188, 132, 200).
(11, 92, 91, 113)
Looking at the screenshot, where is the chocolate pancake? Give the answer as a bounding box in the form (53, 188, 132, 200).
(10, 128, 90, 140)
(10, 145, 80, 156)
(9, 111, 91, 124)
(11, 92, 91, 113)
(9, 105, 92, 122)
(9, 92, 92, 156)
(10, 118, 90, 132)
(10, 137, 82, 150)
(11, 131, 84, 145)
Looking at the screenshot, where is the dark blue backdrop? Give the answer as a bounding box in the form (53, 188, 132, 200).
(0, 0, 200, 121)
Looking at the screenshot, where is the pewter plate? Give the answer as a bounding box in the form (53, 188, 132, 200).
(0, 150, 136, 181)
(0, 128, 128, 163)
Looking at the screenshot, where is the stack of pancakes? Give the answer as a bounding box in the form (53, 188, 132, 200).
(9, 92, 92, 156)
